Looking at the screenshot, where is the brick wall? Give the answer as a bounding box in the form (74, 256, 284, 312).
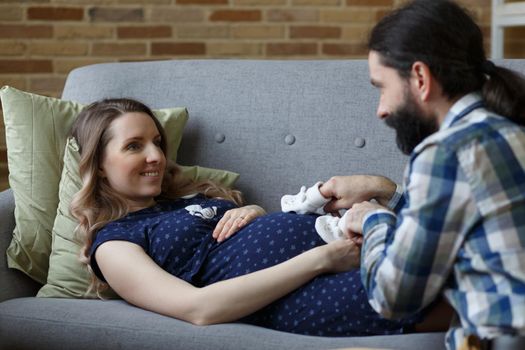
(0, 0, 523, 191)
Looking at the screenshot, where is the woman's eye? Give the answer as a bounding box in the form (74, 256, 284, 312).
(154, 139, 162, 147)
(126, 143, 141, 151)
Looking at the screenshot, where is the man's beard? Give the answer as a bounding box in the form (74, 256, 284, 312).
(385, 90, 438, 155)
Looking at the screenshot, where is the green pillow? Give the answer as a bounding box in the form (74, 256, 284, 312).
(38, 138, 116, 298)
(179, 165, 239, 189)
(38, 138, 239, 298)
(1, 86, 188, 284)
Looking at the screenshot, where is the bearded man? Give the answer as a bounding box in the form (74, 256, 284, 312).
(320, 1, 525, 349)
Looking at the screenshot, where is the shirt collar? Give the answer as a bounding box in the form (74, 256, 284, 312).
(440, 92, 483, 130)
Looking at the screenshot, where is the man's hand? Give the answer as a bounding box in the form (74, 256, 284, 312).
(341, 201, 388, 245)
(319, 175, 397, 213)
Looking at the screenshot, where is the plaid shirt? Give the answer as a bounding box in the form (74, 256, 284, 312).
(361, 93, 525, 350)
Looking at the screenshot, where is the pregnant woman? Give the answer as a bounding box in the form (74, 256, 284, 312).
(71, 98, 428, 337)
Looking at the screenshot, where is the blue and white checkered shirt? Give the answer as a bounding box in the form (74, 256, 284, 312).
(361, 93, 525, 350)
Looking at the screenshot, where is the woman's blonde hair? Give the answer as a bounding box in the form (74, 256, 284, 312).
(70, 98, 243, 297)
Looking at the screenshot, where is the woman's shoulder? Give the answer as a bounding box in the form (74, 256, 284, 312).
(101, 202, 172, 231)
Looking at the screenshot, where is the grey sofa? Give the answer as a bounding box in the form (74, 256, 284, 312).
(2, 59, 523, 349)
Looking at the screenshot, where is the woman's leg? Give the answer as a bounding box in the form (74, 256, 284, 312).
(240, 268, 422, 336)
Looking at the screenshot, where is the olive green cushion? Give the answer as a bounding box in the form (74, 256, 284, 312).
(37, 138, 111, 298)
(178, 164, 239, 188)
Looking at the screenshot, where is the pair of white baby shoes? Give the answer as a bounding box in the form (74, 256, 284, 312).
(281, 182, 348, 243)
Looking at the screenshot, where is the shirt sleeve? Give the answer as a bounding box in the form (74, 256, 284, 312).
(360, 143, 472, 318)
(386, 183, 405, 212)
(90, 220, 149, 282)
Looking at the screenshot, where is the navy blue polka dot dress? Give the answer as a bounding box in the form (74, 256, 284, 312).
(90, 194, 421, 336)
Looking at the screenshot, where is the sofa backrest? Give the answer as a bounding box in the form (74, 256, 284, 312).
(61, 59, 525, 212)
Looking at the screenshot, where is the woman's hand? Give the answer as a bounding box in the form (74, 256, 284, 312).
(315, 239, 361, 273)
(213, 205, 266, 242)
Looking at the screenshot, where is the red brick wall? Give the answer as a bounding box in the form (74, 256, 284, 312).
(0, 0, 523, 191)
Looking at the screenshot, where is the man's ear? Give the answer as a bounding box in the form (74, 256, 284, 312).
(410, 61, 433, 101)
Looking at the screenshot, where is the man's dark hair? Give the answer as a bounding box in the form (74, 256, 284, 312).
(368, 0, 525, 125)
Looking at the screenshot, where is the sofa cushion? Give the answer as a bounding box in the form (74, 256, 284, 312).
(0, 189, 41, 302)
(0, 297, 447, 350)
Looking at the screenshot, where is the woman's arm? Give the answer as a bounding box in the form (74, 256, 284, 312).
(95, 239, 359, 325)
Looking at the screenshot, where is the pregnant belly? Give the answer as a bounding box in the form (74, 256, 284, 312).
(198, 212, 325, 285)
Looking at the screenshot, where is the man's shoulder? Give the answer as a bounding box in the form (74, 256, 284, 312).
(414, 110, 524, 156)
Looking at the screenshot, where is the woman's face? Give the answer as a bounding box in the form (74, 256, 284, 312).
(100, 112, 166, 211)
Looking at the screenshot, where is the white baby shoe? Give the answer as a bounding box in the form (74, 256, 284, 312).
(315, 212, 348, 243)
(281, 181, 329, 215)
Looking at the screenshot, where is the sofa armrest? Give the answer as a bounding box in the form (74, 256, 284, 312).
(0, 189, 41, 302)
